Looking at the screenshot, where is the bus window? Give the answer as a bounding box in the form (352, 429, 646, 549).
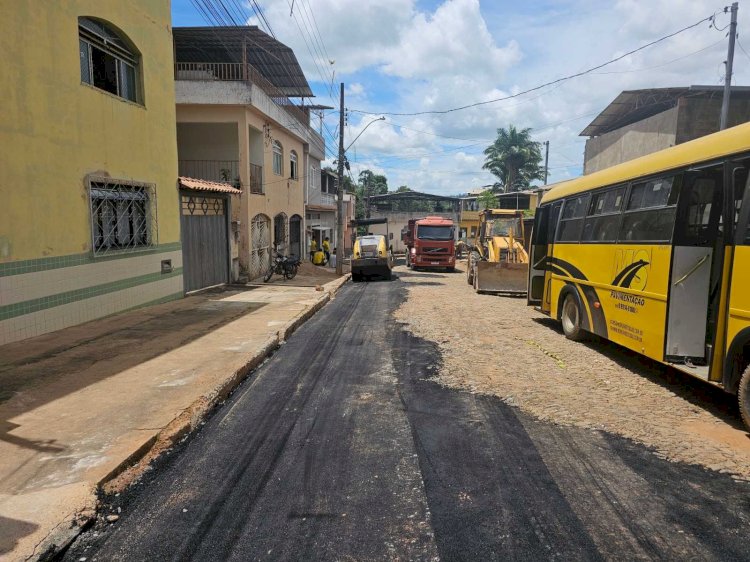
(556, 194, 589, 242)
(582, 185, 625, 242)
(618, 176, 680, 242)
(674, 169, 722, 247)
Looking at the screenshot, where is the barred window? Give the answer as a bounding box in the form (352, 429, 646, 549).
(79, 17, 140, 103)
(89, 178, 155, 255)
(272, 141, 283, 176)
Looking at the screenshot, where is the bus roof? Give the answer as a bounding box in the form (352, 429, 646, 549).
(541, 121, 750, 204)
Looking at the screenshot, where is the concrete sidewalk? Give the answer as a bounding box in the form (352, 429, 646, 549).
(0, 275, 349, 561)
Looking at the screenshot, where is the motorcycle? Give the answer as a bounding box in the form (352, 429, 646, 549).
(263, 253, 299, 282)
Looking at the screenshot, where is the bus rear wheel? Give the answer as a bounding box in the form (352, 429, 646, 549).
(739, 365, 750, 430)
(561, 293, 585, 341)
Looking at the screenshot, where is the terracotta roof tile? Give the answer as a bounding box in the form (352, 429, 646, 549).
(179, 176, 242, 195)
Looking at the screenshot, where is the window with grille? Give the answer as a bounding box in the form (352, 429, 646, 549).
(89, 178, 156, 255)
(79, 17, 140, 103)
(290, 150, 298, 179)
(273, 141, 283, 176)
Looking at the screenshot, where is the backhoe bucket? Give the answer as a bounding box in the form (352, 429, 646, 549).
(473, 260, 528, 296)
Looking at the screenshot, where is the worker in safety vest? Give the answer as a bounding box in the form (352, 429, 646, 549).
(309, 238, 318, 261)
(322, 237, 331, 265)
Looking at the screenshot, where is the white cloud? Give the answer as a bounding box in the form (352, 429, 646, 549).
(251, 0, 747, 195)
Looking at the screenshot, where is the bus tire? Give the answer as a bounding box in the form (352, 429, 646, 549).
(739, 365, 750, 431)
(561, 292, 585, 341)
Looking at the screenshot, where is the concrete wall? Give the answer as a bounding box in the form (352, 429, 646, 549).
(676, 97, 750, 144)
(175, 104, 306, 278)
(583, 106, 678, 174)
(177, 123, 239, 161)
(368, 212, 459, 253)
(0, 1, 181, 344)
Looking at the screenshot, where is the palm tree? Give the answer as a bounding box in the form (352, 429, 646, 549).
(482, 126, 545, 192)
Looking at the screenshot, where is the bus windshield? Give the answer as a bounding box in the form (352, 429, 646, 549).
(488, 218, 522, 237)
(417, 225, 453, 240)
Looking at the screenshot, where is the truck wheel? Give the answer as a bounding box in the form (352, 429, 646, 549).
(739, 365, 750, 431)
(561, 293, 585, 341)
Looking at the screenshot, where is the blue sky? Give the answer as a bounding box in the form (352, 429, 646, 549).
(172, 0, 747, 195)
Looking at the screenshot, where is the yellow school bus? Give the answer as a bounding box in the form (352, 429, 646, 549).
(528, 122, 750, 429)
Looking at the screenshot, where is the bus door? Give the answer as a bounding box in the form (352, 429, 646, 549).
(528, 201, 561, 312)
(666, 167, 724, 363)
(726, 163, 750, 365)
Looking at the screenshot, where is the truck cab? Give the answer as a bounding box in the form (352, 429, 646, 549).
(404, 216, 456, 271)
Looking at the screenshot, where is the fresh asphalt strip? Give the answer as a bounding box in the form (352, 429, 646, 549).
(63, 278, 750, 561)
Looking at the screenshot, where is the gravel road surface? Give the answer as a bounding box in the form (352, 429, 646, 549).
(396, 261, 750, 480)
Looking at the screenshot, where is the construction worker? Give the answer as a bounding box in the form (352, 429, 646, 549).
(322, 237, 331, 265)
(309, 238, 318, 261)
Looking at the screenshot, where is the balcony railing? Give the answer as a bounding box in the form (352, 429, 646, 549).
(179, 159, 240, 185)
(174, 62, 245, 81)
(175, 62, 309, 127)
(249, 163, 263, 195)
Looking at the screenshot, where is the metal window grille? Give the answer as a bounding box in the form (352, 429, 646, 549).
(88, 177, 157, 256)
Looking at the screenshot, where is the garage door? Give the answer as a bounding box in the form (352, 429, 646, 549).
(180, 192, 229, 292)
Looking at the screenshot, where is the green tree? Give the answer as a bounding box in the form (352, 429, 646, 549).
(482, 126, 545, 192)
(477, 189, 498, 209)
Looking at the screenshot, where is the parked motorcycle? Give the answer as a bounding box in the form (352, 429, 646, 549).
(263, 253, 299, 282)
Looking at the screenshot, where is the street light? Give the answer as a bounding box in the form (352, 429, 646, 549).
(345, 116, 385, 153)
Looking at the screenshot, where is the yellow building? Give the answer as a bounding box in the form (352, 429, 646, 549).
(0, 2, 181, 345)
(173, 27, 325, 280)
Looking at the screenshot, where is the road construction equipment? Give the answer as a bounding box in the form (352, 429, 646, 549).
(402, 216, 456, 271)
(350, 218, 394, 282)
(466, 209, 529, 296)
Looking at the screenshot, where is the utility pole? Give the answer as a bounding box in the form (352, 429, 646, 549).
(336, 83, 345, 275)
(720, 2, 738, 131)
(543, 140, 550, 185)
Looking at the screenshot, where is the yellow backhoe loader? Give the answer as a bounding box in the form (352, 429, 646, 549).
(466, 209, 529, 296)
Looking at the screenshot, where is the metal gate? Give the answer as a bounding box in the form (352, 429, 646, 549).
(250, 213, 271, 279)
(180, 192, 229, 292)
(274, 212, 287, 254)
(289, 215, 301, 259)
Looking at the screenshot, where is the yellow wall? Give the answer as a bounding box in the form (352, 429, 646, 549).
(0, 0, 179, 262)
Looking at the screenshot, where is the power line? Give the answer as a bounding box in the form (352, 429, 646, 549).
(591, 38, 725, 75)
(285, 0, 335, 99)
(737, 37, 750, 63)
(350, 12, 717, 117)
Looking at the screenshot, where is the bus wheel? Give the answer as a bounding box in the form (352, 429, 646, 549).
(561, 293, 585, 341)
(739, 366, 750, 430)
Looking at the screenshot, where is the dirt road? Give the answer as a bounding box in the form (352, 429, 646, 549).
(396, 261, 750, 479)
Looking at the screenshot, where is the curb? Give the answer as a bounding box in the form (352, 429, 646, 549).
(31, 274, 350, 562)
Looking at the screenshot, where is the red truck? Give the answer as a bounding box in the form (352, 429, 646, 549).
(402, 216, 456, 271)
